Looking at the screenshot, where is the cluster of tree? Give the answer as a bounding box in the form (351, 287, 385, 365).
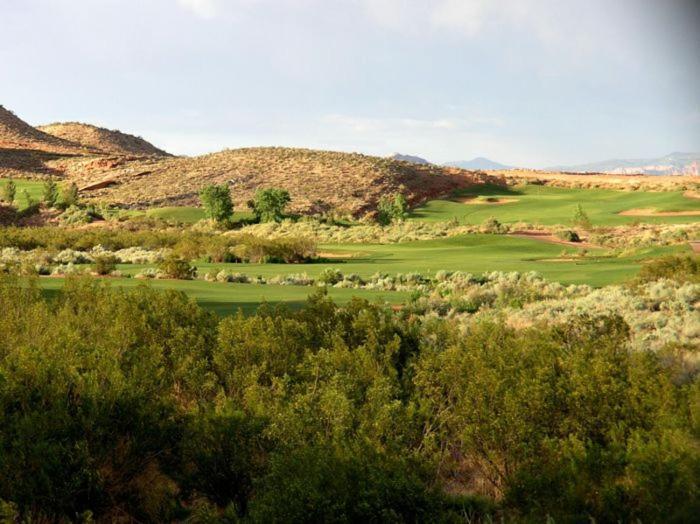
(377, 192, 409, 225)
(0, 277, 697, 522)
(0, 179, 79, 210)
(199, 185, 292, 225)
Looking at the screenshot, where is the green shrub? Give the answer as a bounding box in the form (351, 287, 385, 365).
(92, 255, 118, 275)
(481, 216, 507, 234)
(1, 180, 16, 204)
(42, 180, 59, 208)
(573, 203, 591, 228)
(60, 182, 79, 208)
(157, 255, 197, 279)
(199, 184, 234, 223)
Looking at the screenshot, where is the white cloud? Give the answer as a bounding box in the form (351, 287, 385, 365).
(177, 0, 219, 19)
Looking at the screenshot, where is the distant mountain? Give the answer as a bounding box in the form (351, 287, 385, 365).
(548, 152, 700, 176)
(389, 153, 430, 165)
(444, 157, 513, 170)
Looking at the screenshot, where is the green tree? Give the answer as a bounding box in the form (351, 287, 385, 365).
(61, 182, 79, 207)
(199, 184, 234, 223)
(1, 180, 16, 204)
(376, 192, 408, 225)
(42, 180, 59, 208)
(249, 188, 291, 222)
(573, 203, 591, 228)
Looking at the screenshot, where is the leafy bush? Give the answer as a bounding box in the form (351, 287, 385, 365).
(199, 183, 234, 223)
(573, 203, 591, 228)
(157, 255, 197, 279)
(1, 180, 16, 203)
(42, 180, 59, 208)
(249, 188, 291, 223)
(481, 216, 507, 234)
(92, 255, 118, 275)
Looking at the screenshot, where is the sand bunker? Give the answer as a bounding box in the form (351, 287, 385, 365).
(509, 230, 598, 248)
(454, 196, 519, 205)
(618, 208, 700, 217)
(683, 190, 700, 200)
(690, 241, 700, 254)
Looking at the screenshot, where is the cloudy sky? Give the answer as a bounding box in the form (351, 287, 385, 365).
(1, 0, 699, 166)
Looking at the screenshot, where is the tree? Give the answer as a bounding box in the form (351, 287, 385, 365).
(249, 188, 291, 223)
(376, 192, 408, 225)
(199, 184, 234, 223)
(573, 203, 591, 228)
(61, 182, 79, 208)
(42, 180, 59, 208)
(1, 180, 16, 204)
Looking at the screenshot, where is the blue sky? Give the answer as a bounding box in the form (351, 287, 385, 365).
(1, 0, 698, 166)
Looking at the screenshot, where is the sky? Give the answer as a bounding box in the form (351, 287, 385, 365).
(1, 0, 699, 167)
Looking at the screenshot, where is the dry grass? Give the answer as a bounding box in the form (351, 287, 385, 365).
(58, 147, 501, 216)
(38, 122, 170, 157)
(494, 168, 698, 191)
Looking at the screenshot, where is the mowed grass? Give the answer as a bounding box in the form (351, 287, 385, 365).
(37, 277, 410, 316)
(115, 234, 692, 287)
(411, 184, 700, 226)
(0, 178, 52, 209)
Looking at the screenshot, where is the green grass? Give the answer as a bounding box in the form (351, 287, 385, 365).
(112, 234, 692, 288)
(37, 277, 410, 316)
(0, 178, 53, 209)
(411, 184, 700, 226)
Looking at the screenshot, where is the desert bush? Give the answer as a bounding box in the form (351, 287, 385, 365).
(1, 180, 16, 203)
(59, 205, 102, 225)
(157, 255, 197, 279)
(92, 255, 118, 275)
(481, 216, 507, 234)
(555, 229, 580, 242)
(231, 234, 316, 263)
(636, 254, 700, 284)
(572, 203, 591, 228)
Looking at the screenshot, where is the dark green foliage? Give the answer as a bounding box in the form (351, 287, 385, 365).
(231, 234, 316, 263)
(637, 254, 700, 284)
(1, 180, 16, 204)
(42, 180, 59, 208)
(377, 192, 408, 225)
(0, 278, 696, 521)
(92, 254, 118, 275)
(158, 255, 197, 279)
(199, 184, 234, 223)
(248, 188, 291, 223)
(555, 229, 580, 242)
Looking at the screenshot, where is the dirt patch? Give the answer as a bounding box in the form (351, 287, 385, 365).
(684, 190, 700, 200)
(509, 230, 599, 248)
(619, 208, 700, 217)
(454, 196, 518, 205)
(690, 241, 700, 253)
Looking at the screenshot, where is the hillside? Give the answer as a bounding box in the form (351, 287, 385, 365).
(0, 105, 93, 155)
(70, 147, 499, 215)
(38, 122, 170, 157)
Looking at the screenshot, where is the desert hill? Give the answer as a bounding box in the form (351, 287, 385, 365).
(68, 147, 499, 215)
(38, 122, 170, 157)
(0, 105, 93, 155)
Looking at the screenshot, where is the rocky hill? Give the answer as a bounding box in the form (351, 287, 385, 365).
(0, 105, 93, 155)
(64, 147, 500, 215)
(38, 122, 170, 157)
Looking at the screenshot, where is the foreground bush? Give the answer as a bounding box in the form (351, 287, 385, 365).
(0, 278, 697, 521)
